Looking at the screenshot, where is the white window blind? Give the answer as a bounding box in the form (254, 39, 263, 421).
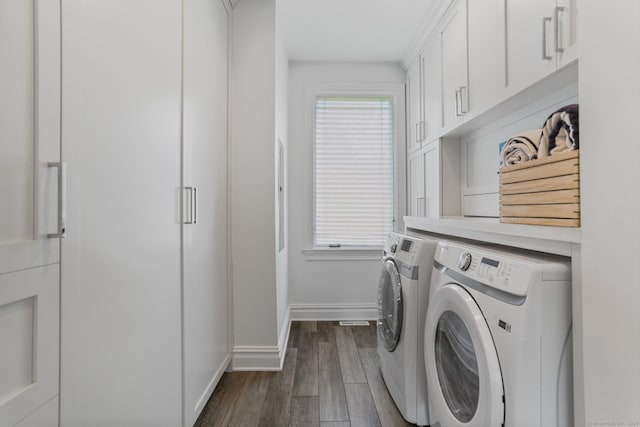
(314, 96, 394, 248)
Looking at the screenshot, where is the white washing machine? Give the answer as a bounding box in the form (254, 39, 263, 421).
(424, 241, 573, 427)
(377, 232, 438, 426)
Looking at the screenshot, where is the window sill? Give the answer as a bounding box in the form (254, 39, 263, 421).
(302, 247, 383, 261)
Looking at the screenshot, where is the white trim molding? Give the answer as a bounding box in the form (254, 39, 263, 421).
(231, 308, 292, 371)
(290, 303, 377, 321)
(231, 345, 283, 371)
(302, 248, 382, 261)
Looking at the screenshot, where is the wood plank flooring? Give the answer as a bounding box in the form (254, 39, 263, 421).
(195, 321, 413, 427)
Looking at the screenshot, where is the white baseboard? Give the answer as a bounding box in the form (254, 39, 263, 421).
(231, 307, 291, 371)
(230, 345, 284, 371)
(290, 303, 377, 321)
(230, 304, 377, 370)
(192, 353, 232, 418)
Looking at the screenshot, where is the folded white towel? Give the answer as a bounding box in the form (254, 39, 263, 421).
(500, 129, 542, 166)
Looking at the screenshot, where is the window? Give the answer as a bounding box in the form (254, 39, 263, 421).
(314, 96, 395, 248)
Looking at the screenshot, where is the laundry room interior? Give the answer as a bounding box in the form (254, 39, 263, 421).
(1, 0, 639, 426)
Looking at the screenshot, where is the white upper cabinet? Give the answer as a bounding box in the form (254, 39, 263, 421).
(422, 35, 441, 143)
(556, 0, 578, 67)
(440, 0, 468, 133)
(466, 0, 500, 119)
(500, 0, 578, 98)
(406, 58, 423, 153)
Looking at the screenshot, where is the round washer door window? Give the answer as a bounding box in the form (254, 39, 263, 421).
(377, 259, 403, 352)
(435, 310, 479, 422)
(425, 283, 504, 427)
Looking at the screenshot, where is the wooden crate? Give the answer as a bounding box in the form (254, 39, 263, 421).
(499, 150, 580, 227)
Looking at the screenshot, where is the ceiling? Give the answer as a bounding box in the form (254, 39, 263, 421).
(278, 0, 440, 63)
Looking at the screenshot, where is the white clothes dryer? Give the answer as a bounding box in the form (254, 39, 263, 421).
(377, 232, 438, 426)
(424, 241, 573, 427)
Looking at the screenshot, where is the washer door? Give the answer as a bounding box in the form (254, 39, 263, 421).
(377, 258, 403, 352)
(425, 284, 504, 427)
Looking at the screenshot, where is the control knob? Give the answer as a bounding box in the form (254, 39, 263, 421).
(390, 243, 398, 254)
(457, 252, 472, 271)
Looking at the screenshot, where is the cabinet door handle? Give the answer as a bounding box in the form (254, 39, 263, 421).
(415, 123, 420, 143)
(47, 162, 67, 238)
(184, 186, 194, 225)
(193, 187, 198, 225)
(417, 197, 425, 216)
(554, 6, 565, 53)
(454, 89, 461, 117)
(459, 86, 468, 114)
(542, 17, 553, 60)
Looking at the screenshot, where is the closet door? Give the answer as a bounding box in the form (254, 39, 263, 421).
(0, 1, 61, 425)
(182, 0, 230, 425)
(60, 1, 183, 425)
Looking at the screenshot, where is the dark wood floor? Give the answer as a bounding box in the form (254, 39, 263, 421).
(195, 321, 413, 427)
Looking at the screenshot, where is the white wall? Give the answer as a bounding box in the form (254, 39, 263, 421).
(577, 1, 640, 425)
(230, 0, 278, 353)
(275, 3, 289, 345)
(288, 62, 405, 319)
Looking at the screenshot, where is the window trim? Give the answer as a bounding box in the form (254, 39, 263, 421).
(303, 83, 406, 258)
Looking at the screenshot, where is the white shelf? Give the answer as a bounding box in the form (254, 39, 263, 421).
(404, 216, 581, 257)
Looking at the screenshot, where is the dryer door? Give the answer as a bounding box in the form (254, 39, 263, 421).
(425, 283, 504, 427)
(377, 258, 403, 352)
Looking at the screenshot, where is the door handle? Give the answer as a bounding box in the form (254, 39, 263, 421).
(47, 162, 66, 238)
(542, 17, 553, 60)
(415, 123, 420, 143)
(184, 186, 194, 225)
(554, 6, 565, 53)
(192, 186, 198, 225)
(459, 86, 468, 114)
(455, 89, 462, 117)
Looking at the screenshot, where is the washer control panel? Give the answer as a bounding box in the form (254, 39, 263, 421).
(436, 243, 533, 297)
(457, 252, 472, 271)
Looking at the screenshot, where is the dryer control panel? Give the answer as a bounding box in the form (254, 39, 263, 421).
(436, 243, 534, 297)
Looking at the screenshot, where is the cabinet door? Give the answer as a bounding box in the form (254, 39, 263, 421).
(467, 0, 500, 118)
(556, 0, 578, 67)
(501, 0, 557, 98)
(182, 0, 230, 425)
(0, 267, 59, 427)
(407, 150, 424, 217)
(60, 1, 183, 425)
(440, 0, 468, 132)
(422, 37, 441, 142)
(0, 1, 60, 425)
(0, 0, 61, 275)
(422, 141, 441, 217)
(406, 59, 422, 153)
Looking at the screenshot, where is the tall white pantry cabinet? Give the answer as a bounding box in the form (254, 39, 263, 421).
(0, 0, 230, 426)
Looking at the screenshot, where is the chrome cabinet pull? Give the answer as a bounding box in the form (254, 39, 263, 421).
(47, 162, 66, 238)
(454, 89, 461, 117)
(184, 186, 194, 225)
(417, 196, 425, 217)
(192, 187, 197, 225)
(542, 17, 553, 60)
(415, 123, 420, 143)
(459, 86, 468, 114)
(554, 6, 565, 53)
